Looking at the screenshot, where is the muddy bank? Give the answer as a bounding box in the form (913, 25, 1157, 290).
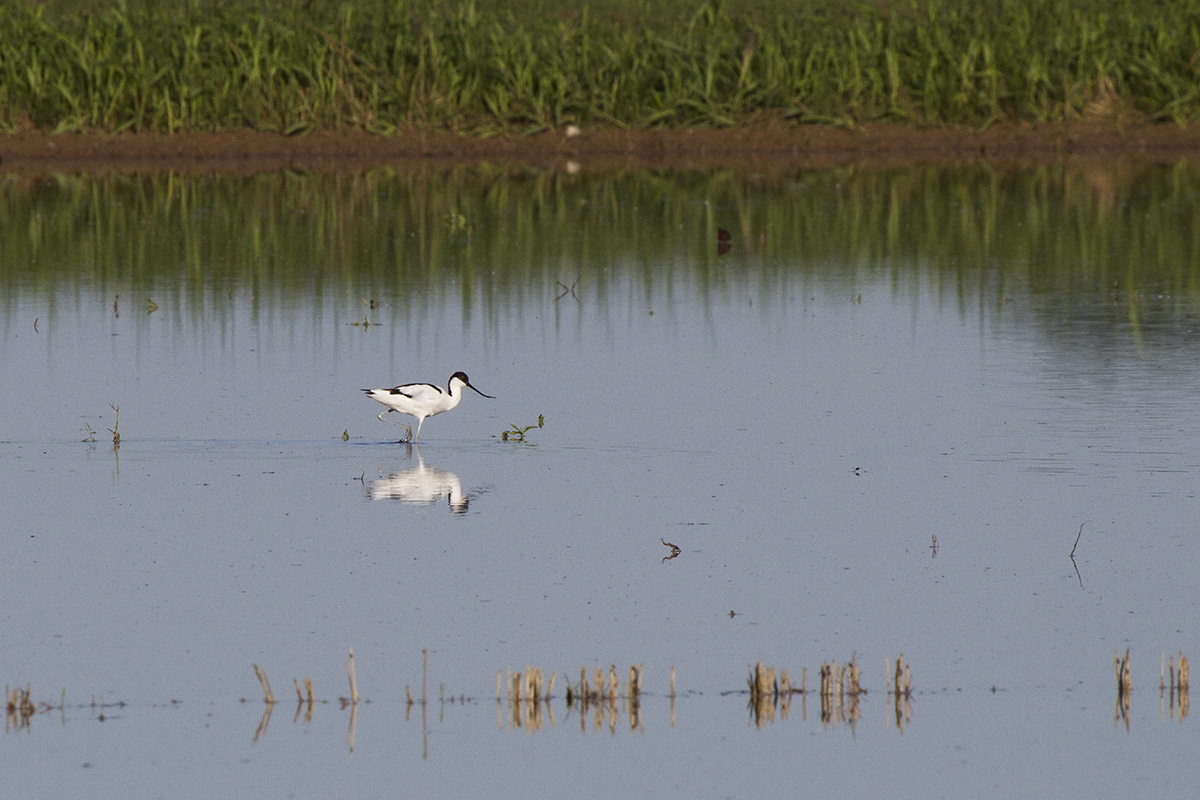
(3, 124, 1200, 174)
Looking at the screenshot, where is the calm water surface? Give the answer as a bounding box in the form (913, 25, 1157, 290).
(2, 163, 1199, 797)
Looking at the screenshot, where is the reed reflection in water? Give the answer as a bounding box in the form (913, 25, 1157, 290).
(4, 159, 1200, 325)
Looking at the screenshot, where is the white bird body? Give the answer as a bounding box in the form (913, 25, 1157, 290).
(363, 371, 494, 442)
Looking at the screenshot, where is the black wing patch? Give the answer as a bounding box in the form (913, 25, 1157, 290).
(389, 383, 441, 397)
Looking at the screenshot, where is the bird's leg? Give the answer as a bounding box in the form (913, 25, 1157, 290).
(376, 409, 413, 443)
(413, 418, 424, 443)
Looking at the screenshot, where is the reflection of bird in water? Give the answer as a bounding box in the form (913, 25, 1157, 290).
(362, 371, 494, 442)
(368, 454, 469, 513)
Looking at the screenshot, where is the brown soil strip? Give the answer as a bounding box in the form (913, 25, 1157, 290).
(2, 124, 1200, 174)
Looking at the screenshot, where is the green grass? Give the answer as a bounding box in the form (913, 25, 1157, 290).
(2, 0, 1200, 134)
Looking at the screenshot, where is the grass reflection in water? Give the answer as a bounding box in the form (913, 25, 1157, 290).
(4, 162, 1200, 334)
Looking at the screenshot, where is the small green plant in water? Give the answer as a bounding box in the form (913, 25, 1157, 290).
(107, 403, 120, 447)
(502, 414, 544, 442)
(342, 429, 350, 441)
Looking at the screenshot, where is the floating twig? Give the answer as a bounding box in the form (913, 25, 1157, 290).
(292, 677, 314, 705)
(1070, 521, 1087, 558)
(345, 649, 359, 706)
(1069, 521, 1088, 588)
(660, 538, 681, 562)
(252, 664, 274, 705)
(292, 678, 315, 723)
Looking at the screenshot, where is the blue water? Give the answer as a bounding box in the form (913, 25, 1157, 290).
(2, 165, 1199, 798)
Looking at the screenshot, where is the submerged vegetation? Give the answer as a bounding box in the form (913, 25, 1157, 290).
(2, 0, 1200, 134)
